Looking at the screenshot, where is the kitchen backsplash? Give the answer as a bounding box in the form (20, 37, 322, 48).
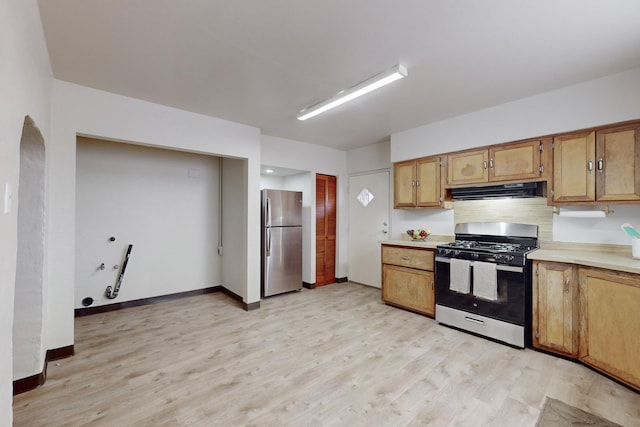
(453, 197, 553, 242)
(391, 196, 640, 246)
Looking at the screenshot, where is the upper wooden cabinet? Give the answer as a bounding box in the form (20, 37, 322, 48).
(532, 261, 579, 357)
(447, 138, 549, 187)
(394, 156, 443, 208)
(552, 131, 595, 203)
(596, 123, 640, 202)
(447, 149, 488, 186)
(490, 139, 546, 182)
(552, 123, 640, 203)
(393, 119, 640, 208)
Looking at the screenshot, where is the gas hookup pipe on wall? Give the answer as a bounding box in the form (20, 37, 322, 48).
(105, 244, 133, 299)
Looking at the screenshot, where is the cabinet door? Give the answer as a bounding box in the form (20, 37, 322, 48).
(394, 160, 416, 207)
(552, 131, 596, 202)
(489, 139, 542, 182)
(447, 149, 488, 186)
(382, 264, 434, 316)
(532, 261, 578, 357)
(596, 123, 640, 202)
(416, 157, 442, 207)
(578, 268, 640, 390)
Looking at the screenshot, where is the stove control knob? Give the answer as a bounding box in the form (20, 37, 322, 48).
(507, 255, 514, 262)
(471, 252, 479, 259)
(453, 250, 460, 256)
(494, 254, 502, 261)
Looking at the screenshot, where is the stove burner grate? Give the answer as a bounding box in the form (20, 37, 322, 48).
(442, 240, 531, 254)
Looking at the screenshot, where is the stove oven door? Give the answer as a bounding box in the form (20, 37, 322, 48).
(434, 257, 529, 326)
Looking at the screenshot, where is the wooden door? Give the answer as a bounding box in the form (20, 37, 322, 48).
(416, 157, 442, 207)
(316, 174, 336, 286)
(552, 131, 596, 202)
(596, 123, 640, 202)
(489, 139, 542, 182)
(532, 261, 578, 357)
(393, 160, 416, 207)
(447, 149, 488, 186)
(578, 268, 640, 390)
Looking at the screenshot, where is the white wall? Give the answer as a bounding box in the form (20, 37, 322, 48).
(75, 138, 222, 307)
(221, 157, 249, 300)
(260, 175, 285, 190)
(48, 80, 262, 352)
(0, 0, 53, 421)
(261, 135, 349, 282)
(392, 68, 640, 162)
(390, 67, 640, 245)
(347, 140, 391, 174)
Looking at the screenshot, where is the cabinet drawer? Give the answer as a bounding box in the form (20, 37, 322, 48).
(382, 246, 434, 270)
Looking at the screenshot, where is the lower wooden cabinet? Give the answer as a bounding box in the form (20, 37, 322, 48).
(532, 261, 579, 357)
(381, 245, 435, 317)
(578, 267, 640, 391)
(532, 260, 640, 391)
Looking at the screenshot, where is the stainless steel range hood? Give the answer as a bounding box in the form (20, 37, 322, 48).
(450, 182, 543, 200)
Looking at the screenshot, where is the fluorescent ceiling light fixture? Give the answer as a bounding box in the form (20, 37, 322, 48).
(297, 64, 407, 121)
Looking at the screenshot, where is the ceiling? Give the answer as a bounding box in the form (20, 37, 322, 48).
(38, 1, 640, 151)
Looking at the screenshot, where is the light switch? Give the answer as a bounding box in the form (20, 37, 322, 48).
(4, 183, 12, 214)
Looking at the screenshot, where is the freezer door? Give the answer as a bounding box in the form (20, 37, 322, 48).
(262, 226, 302, 297)
(263, 189, 302, 227)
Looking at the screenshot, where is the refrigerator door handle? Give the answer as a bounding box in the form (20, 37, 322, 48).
(266, 227, 271, 256)
(265, 197, 271, 227)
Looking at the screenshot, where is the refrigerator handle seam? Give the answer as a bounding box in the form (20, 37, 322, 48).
(265, 197, 271, 227)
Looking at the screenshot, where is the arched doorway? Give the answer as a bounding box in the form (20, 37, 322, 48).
(13, 116, 46, 380)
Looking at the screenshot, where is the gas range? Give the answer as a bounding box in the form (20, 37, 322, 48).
(434, 222, 539, 348)
(436, 222, 538, 267)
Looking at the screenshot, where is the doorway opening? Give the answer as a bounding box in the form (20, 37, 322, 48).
(13, 116, 46, 380)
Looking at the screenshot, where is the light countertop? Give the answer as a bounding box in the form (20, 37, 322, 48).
(381, 235, 453, 250)
(528, 247, 640, 275)
(382, 237, 640, 275)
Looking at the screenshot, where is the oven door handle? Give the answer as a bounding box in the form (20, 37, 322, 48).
(435, 256, 524, 273)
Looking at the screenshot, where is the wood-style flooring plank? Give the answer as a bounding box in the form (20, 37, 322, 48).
(13, 283, 640, 426)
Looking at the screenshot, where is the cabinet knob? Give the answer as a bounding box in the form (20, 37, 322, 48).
(587, 160, 593, 172)
(564, 278, 570, 293)
(597, 158, 604, 172)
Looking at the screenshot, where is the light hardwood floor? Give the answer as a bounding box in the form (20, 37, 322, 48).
(13, 283, 640, 426)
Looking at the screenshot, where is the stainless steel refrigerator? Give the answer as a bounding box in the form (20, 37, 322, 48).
(261, 189, 303, 297)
